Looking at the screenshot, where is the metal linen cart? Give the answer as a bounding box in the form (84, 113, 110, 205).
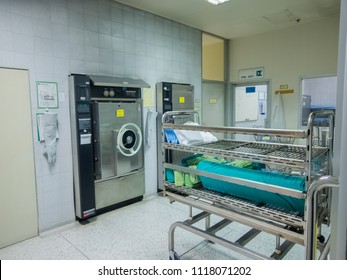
(161, 110, 339, 260)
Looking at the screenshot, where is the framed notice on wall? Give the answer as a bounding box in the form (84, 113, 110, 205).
(36, 81, 59, 108)
(235, 87, 258, 122)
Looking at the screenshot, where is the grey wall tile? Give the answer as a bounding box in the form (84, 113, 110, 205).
(84, 15, 98, 32)
(85, 62, 100, 74)
(68, 10, 84, 29)
(51, 0, 68, 9)
(0, 30, 13, 51)
(34, 37, 53, 56)
(135, 12, 145, 29)
(111, 5, 123, 23)
(13, 33, 35, 54)
(10, 0, 33, 17)
(69, 43, 85, 60)
(98, 3, 112, 21)
(52, 24, 69, 42)
(51, 6, 69, 25)
(111, 21, 124, 38)
(33, 19, 53, 39)
(135, 42, 146, 56)
(98, 19, 112, 35)
(124, 24, 135, 40)
(85, 31, 99, 48)
(144, 13, 155, 32)
(35, 55, 54, 74)
(85, 46, 100, 63)
(68, 0, 83, 12)
(13, 53, 35, 70)
(124, 39, 136, 54)
(69, 27, 84, 45)
(112, 36, 124, 52)
(123, 7, 135, 26)
(32, 0, 51, 21)
(0, 0, 10, 12)
(83, 0, 98, 16)
(135, 28, 145, 42)
(70, 59, 85, 73)
(99, 34, 112, 49)
(11, 14, 34, 35)
(0, 11, 12, 32)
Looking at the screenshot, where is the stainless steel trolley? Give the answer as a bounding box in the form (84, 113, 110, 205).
(161, 110, 339, 260)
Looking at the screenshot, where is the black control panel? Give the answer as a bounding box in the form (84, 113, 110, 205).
(72, 75, 96, 219)
(90, 85, 141, 99)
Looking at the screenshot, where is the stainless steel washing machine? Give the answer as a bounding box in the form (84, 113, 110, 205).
(93, 101, 143, 179)
(69, 74, 149, 220)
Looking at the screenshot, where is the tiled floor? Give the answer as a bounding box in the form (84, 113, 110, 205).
(0, 194, 305, 260)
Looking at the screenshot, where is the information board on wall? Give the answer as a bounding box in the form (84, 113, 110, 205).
(235, 86, 258, 122)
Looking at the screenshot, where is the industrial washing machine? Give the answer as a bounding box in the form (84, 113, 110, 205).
(69, 74, 149, 220)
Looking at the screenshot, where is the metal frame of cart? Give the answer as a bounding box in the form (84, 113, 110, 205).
(161, 110, 339, 260)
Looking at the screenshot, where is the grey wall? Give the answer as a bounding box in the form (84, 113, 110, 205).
(0, 0, 202, 232)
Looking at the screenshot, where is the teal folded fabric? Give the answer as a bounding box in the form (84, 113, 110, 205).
(165, 168, 174, 183)
(197, 160, 305, 214)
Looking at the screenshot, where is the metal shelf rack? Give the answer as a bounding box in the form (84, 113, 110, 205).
(161, 110, 338, 260)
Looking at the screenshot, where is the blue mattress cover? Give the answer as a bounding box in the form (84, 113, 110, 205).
(197, 161, 305, 214)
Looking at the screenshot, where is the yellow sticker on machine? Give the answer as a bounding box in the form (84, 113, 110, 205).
(179, 97, 185, 103)
(116, 109, 124, 117)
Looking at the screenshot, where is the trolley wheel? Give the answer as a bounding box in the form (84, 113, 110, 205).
(317, 235, 325, 243)
(169, 250, 180, 260)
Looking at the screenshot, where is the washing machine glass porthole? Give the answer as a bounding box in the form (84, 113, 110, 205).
(122, 130, 136, 149)
(117, 123, 142, 157)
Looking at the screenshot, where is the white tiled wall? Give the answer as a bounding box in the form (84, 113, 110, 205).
(0, 0, 202, 232)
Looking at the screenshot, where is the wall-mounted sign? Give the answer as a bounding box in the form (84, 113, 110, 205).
(209, 98, 217, 104)
(275, 89, 294, 94)
(239, 67, 264, 80)
(280, 84, 289, 89)
(37, 81, 59, 108)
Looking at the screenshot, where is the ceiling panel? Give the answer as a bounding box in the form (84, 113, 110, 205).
(114, 0, 340, 39)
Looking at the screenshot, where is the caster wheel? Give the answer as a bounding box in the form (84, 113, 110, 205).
(169, 250, 180, 260)
(317, 235, 325, 243)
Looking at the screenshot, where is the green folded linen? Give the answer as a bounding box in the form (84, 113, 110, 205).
(174, 170, 185, 186)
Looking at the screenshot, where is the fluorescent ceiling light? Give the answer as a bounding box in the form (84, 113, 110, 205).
(206, 0, 229, 5)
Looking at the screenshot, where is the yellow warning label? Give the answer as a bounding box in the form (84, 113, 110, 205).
(179, 97, 185, 103)
(116, 109, 124, 117)
(275, 89, 294, 94)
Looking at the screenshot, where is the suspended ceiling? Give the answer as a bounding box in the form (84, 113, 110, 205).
(114, 0, 340, 39)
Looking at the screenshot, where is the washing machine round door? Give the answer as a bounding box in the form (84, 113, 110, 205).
(116, 123, 142, 157)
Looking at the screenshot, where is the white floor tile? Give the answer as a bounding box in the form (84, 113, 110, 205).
(0, 194, 311, 260)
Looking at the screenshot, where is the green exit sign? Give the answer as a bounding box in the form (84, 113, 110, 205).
(256, 70, 263, 76)
(239, 67, 264, 80)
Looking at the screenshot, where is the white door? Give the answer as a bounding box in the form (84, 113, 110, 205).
(0, 68, 38, 248)
(233, 83, 269, 141)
